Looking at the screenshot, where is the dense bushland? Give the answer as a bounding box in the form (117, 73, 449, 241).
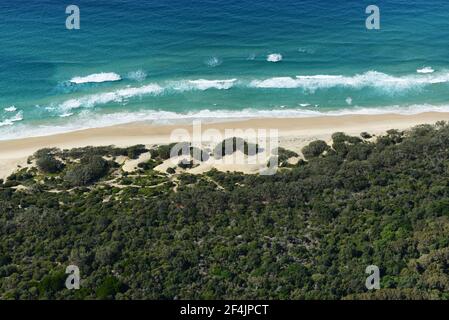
(1, 122, 449, 300)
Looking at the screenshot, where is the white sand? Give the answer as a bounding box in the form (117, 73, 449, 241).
(1, 112, 449, 180)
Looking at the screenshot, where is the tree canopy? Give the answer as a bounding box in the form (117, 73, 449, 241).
(1, 122, 449, 300)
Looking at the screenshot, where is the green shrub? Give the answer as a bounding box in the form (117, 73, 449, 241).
(331, 132, 363, 157)
(178, 160, 195, 170)
(36, 155, 65, 174)
(214, 137, 260, 158)
(361, 132, 372, 139)
(125, 145, 147, 159)
(137, 159, 161, 171)
(150, 143, 178, 160)
(346, 143, 373, 161)
(38, 271, 66, 297)
(64, 156, 109, 186)
(302, 140, 330, 159)
(166, 167, 176, 174)
(277, 147, 299, 166)
(96, 276, 124, 300)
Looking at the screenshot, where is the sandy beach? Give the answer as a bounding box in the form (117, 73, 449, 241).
(1, 111, 449, 180)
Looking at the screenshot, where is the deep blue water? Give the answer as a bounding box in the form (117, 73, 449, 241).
(1, 0, 449, 139)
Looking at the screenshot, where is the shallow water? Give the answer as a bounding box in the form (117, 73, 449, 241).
(1, 0, 449, 139)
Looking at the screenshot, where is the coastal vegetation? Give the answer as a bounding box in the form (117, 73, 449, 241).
(1, 122, 449, 299)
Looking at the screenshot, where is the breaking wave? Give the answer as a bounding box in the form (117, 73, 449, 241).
(0, 111, 23, 127)
(70, 72, 122, 84)
(59, 79, 237, 110)
(60, 84, 164, 111)
(172, 79, 237, 91)
(4, 106, 17, 112)
(53, 70, 449, 111)
(267, 53, 283, 62)
(250, 71, 449, 92)
(417, 67, 435, 74)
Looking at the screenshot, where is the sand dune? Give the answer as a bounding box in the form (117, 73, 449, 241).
(1, 112, 449, 180)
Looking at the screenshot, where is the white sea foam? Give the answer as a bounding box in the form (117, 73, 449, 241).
(250, 71, 449, 92)
(54, 70, 449, 111)
(126, 70, 147, 82)
(60, 83, 164, 110)
(4, 106, 17, 112)
(3, 104, 449, 141)
(0, 111, 23, 127)
(6, 68, 449, 140)
(60, 79, 239, 110)
(267, 53, 283, 62)
(59, 112, 74, 118)
(70, 72, 122, 84)
(182, 79, 237, 90)
(251, 77, 298, 88)
(205, 57, 222, 67)
(417, 67, 435, 74)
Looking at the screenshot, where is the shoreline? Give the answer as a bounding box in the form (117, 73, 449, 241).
(2, 111, 449, 179)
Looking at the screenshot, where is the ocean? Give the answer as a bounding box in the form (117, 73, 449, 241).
(1, 0, 449, 140)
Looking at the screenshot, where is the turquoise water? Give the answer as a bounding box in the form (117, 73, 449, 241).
(1, 0, 449, 139)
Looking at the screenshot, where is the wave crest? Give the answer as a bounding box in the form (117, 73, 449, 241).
(60, 84, 163, 110)
(250, 71, 449, 92)
(267, 53, 283, 62)
(59, 79, 237, 110)
(417, 67, 435, 74)
(4, 106, 17, 112)
(177, 79, 237, 91)
(70, 72, 122, 84)
(0, 111, 23, 127)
